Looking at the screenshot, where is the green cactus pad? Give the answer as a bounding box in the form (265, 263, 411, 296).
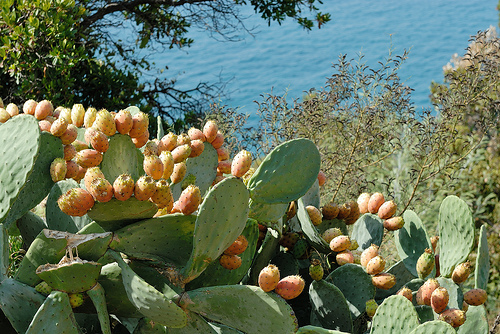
(180, 177, 249, 284)
(296, 326, 350, 334)
(171, 144, 218, 199)
(315, 218, 348, 236)
(248, 198, 288, 225)
(0, 278, 46, 333)
(86, 283, 112, 334)
(157, 115, 165, 140)
(36, 260, 103, 293)
(128, 260, 183, 298)
(325, 263, 375, 319)
(309, 280, 353, 333)
(409, 320, 456, 334)
(414, 305, 434, 323)
(46, 179, 92, 233)
(208, 322, 244, 333)
(108, 250, 188, 328)
(394, 210, 432, 277)
(436, 277, 463, 310)
(475, 224, 489, 290)
(87, 197, 158, 231)
(247, 138, 321, 204)
(296, 198, 330, 253)
(25, 290, 80, 334)
(187, 219, 259, 290)
(244, 227, 280, 285)
(16, 211, 48, 248)
(270, 251, 300, 278)
(110, 214, 196, 267)
(438, 195, 474, 277)
(370, 295, 419, 334)
(375, 260, 416, 300)
(164, 311, 217, 333)
(178, 285, 298, 333)
(351, 213, 384, 250)
(301, 179, 321, 208)
(101, 134, 144, 182)
(0, 224, 8, 281)
(76, 222, 113, 262)
(457, 305, 488, 334)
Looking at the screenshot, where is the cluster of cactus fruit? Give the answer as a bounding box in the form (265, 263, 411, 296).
(0, 97, 492, 334)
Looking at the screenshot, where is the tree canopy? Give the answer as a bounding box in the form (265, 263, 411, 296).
(0, 0, 330, 126)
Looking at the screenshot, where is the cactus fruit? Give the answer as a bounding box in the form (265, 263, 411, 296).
(88, 129, 109, 153)
(63, 144, 77, 161)
(203, 120, 218, 143)
(344, 201, 360, 225)
(451, 261, 471, 284)
(132, 130, 149, 148)
(217, 146, 230, 162)
(329, 235, 351, 252)
(68, 293, 85, 308)
(23, 99, 37, 115)
(35, 281, 53, 295)
(360, 244, 379, 267)
(431, 287, 449, 314)
(371, 273, 396, 290)
(38, 119, 51, 131)
(181, 174, 197, 191)
(321, 202, 339, 219)
(396, 286, 413, 302)
(224, 235, 248, 256)
(159, 151, 175, 180)
(34, 99, 53, 120)
(219, 254, 242, 270)
(50, 117, 68, 137)
(170, 162, 187, 184)
(365, 299, 378, 317)
(378, 200, 397, 219)
(321, 227, 342, 243)
(178, 184, 202, 215)
(60, 124, 78, 145)
(416, 248, 435, 279)
(349, 239, 359, 250)
(368, 192, 385, 213)
(305, 205, 322, 226)
(309, 259, 324, 281)
(188, 127, 206, 141)
(65, 161, 79, 179)
(286, 201, 297, 220)
(150, 179, 173, 210)
(75, 149, 103, 168)
(336, 203, 351, 219)
(463, 288, 487, 306)
(58, 188, 95, 216)
(366, 255, 386, 275)
(317, 170, 326, 187)
(6, 103, 19, 117)
(439, 308, 466, 328)
(129, 112, 149, 138)
(58, 107, 72, 124)
(171, 144, 192, 163)
(158, 132, 177, 152)
(279, 232, 300, 248)
(94, 109, 117, 137)
(84, 107, 97, 128)
(430, 235, 439, 253)
(189, 139, 205, 158)
(217, 160, 232, 174)
(132, 175, 156, 201)
(336, 250, 354, 266)
(71, 104, 85, 127)
(258, 264, 280, 292)
(416, 278, 440, 306)
(231, 150, 252, 178)
(275, 275, 305, 300)
(143, 154, 164, 180)
(383, 216, 405, 231)
(114, 109, 133, 134)
(50, 158, 67, 182)
(357, 193, 371, 214)
(211, 131, 224, 149)
(88, 177, 114, 203)
(112, 174, 135, 201)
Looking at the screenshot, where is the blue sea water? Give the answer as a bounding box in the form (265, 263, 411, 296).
(154, 1, 498, 124)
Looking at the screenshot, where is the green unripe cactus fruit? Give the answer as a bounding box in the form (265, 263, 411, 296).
(309, 259, 324, 281)
(416, 248, 435, 279)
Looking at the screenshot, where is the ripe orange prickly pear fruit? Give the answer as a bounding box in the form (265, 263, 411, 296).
(368, 192, 385, 214)
(431, 286, 449, 314)
(58, 107, 72, 124)
(317, 170, 326, 187)
(34, 100, 53, 120)
(439, 308, 466, 328)
(84, 107, 97, 128)
(321, 227, 342, 243)
(203, 120, 218, 143)
(357, 193, 371, 214)
(71, 104, 85, 127)
(211, 131, 224, 149)
(231, 150, 252, 178)
(188, 127, 206, 141)
(50, 158, 67, 182)
(132, 130, 149, 148)
(371, 273, 396, 290)
(114, 109, 133, 134)
(279, 232, 300, 249)
(463, 288, 487, 306)
(217, 146, 230, 162)
(158, 132, 177, 153)
(38, 119, 51, 131)
(224, 235, 248, 256)
(309, 259, 324, 281)
(416, 248, 435, 279)
(65, 160, 79, 179)
(219, 254, 242, 270)
(336, 250, 354, 266)
(378, 200, 397, 219)
(75, 149, 103, 168)
(321, 202, 339, 220)
(416, 278, 440, 306)
(176, 133, 190, 146)
(178, 185, 202, 215)
(360, 244, 379, 267)
(366, 255, 386, 275)
(336, 203, 351, 220)
(129, 112, 149, 138)
(286, 201, 297, 220)
(134, 175, 157, 201)
(330, 235, 351, 252)
(171, 144, 192, 163)
(159, 151, 174, 180)
(63, 144, 77, 161)
(113, 174, 135, 201)
(430, 235, 439, 253)
(0, 107, 10, 123)
(396, 286, 413, 302)
(258, 264, 280, 292)
(451, 261, 471, 284)
(275, 275, 305, 300)
(383, 216, 405, 231)
(88, 177, 114, 203)
(365, 299, 378, 318)
(150, 179, 174, 210)
(189, 139, 205, 158)
(60, 124, 78, 145)
(84, 167, 105, 191)
(88, 129, 109, 153)
(305, 205, 322, 226)
(50, 117, 68, 137)
(143, 154, 164, 180)
(6, 103, 19, 117)
(58, 188, 95, 216)
(170, 162, 187, 184)
(68, 293, 85, 308)
(23, 99, 37, 115)
(217, 160, 232, 175)
(94, 109, 116, 137)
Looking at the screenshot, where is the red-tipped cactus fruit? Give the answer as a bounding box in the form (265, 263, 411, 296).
(224, 235, 249, 256)
(58, 188, 95, 216)
(275, 275, 305, 300)
(114, 109, 133, 134)
(463, 288, 487, 306)
(60, 124, 78, 145)
(431, 286, 449, 314)
(113, 174, 135, 201)
(50, 117, 68, 137)
(189, 139, 205, 158)
(317, 170, 326, 187)
(34, 99, 53, 120)
(203, 120, 218, 143)
(159, 151, 175, 180)
(231, 150, 252, 178)
(211, 131, 224, 149)
(396, 286, 413, 302)
(171, 144, 192, 163)
(23, 99, 37, 115)
(178, 185, 201, 215)
(188, 127, 206, 141)
(158, 132, 177, 152)
(439, 308, 466, 328)
(128, 112, 149, 138)
(258, 264, 280, 292)
(368, 192, 385, 214)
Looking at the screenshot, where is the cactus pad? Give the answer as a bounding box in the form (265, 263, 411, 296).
(475, 224, 489, 290)
(370, 295, 419, 334)
(296, 198, 330, 253)
(351, 213, 384, 250)
(409, 320, 456, 334)
(101, 134, 143, 182)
